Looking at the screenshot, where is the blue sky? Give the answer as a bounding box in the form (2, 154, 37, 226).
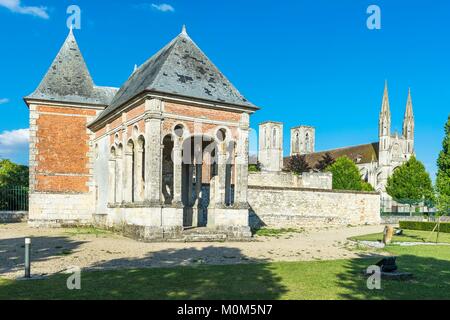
(0, 0, 449, 180)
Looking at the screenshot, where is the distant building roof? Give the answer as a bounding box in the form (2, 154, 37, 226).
(95, 26, 257, 123)
(25, 28, 118, 106)
(284, 142, 380, 169)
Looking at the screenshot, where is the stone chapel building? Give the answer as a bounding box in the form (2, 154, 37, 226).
(24, 26, 258, 240)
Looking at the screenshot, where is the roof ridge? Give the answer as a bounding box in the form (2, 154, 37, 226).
(309, 142, 379, 155)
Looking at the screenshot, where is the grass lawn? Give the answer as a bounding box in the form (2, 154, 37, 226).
(0, 245, 449, 300)
(349, 229, 450, 244)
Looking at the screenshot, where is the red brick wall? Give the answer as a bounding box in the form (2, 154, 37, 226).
(35, 105, 96, 193)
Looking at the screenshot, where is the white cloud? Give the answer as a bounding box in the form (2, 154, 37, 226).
(0, 0, 49, 19)
(0, 98, 9, 104)
(151, 3, 175, 12)
(0, 129, 29, 161)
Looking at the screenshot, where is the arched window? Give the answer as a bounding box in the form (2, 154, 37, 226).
(272, 127, 278, 148)
(126, 140, 135, 202)
(294, 132, 300, 153)
(162, 135, 174, 204)
(225, 141, 236, 206)
(109, 146, 117, 204)
(135, 136, 145, 201)
(305, 133, 310, 152)
(116, 144, 123, 203)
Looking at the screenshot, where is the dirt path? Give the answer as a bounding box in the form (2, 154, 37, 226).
(0, 223, 384, 279)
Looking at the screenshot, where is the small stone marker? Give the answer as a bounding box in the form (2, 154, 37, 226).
(383, 226, 394, 244)
(24, 238, 31, 278)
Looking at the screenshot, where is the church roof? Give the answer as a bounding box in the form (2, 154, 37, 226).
(25, 28, 118, 106)
(284, 142, 380, 168)
(95, 26, 257, 122)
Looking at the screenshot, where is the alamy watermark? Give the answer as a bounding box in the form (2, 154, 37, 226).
(367, 5, 381, 30)
(67, 5, 81, 30)
(66, 266, 81, 290)
(366, 265, 381, 290)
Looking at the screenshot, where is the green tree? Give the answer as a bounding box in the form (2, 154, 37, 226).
(386, 156, 434, 214)
(436, 115, 450, 215)
(326, 156, 365, 191)
(315, 152, 335, 172)
(287, 155, 311, 174)
(361, 181, 375, 192)
(0, 159, 29, 188)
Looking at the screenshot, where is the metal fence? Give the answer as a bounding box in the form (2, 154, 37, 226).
(0, 187, 29, 211)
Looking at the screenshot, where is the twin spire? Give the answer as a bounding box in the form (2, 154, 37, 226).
(379, 81, 414, 140)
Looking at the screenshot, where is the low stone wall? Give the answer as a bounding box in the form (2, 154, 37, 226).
(0, 211, 28, 223)
(248, 186, 380, 229)
(382, 215, 450, 225)
(248, 171, 332, 190)
(28, 192, 94, 227)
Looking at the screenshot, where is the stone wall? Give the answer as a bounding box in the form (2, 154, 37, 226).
(248, 171, 332, 190)
(381, 215, 450, 225)
(0, 211, 28, 223)
(28, 193, 94, 227)
(248, 186, 380, 229)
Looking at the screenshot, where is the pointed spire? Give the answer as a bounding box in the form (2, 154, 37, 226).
(381, 80, 391, 115)
(379, 81, 391, 138)
(133, 64, 138, 72)
(405, 87, 414, 118)
(403, 88, 414, 140)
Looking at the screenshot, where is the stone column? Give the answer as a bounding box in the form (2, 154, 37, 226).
(116, 155, 123, 203)
(172, 144, 182, 206)
(144, 99, 163, 205)
(235, 114, 250, 207)
(135, 147, 144, 202)
(214, 144, 227, 206)
(124, 151, 133, 203)
(108, 159, 116, 204)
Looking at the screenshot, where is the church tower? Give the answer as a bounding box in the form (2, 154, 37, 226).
(378, 81, 391, 166)
(258, 121, 283, 172)
(290, 126, 315, 156)
(402, 88, 415, 156)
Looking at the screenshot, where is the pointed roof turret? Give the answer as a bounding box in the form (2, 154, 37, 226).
(93, 26, 257, 123)
(25, 29, 117, 106)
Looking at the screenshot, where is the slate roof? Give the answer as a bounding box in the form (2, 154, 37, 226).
(95, 27, 257, 123)
(25, 28, 117, 106)
(283, 142, 380, 169)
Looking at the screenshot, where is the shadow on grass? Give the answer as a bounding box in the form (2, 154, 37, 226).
(0, 246, 288, 300)
(336, 249, 450, 300)
(0, 236, 86, 277)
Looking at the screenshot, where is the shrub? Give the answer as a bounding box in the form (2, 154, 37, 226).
(399, 221, 450, 234)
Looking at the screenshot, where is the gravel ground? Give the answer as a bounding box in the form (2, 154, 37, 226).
(0, 223, 385, 279)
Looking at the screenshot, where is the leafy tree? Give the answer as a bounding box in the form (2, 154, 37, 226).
(361, 181, 375, 192)
(315, 152, 335, 172)
(0, 159, 29, 188)
(436, 115, 450, 215)
(287, 155, 311, 174)
(326, 156, 366, 191)
(386, 156, 434, 214)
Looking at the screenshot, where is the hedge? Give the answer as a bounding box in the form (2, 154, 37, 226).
(399, 221, 450, 234)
